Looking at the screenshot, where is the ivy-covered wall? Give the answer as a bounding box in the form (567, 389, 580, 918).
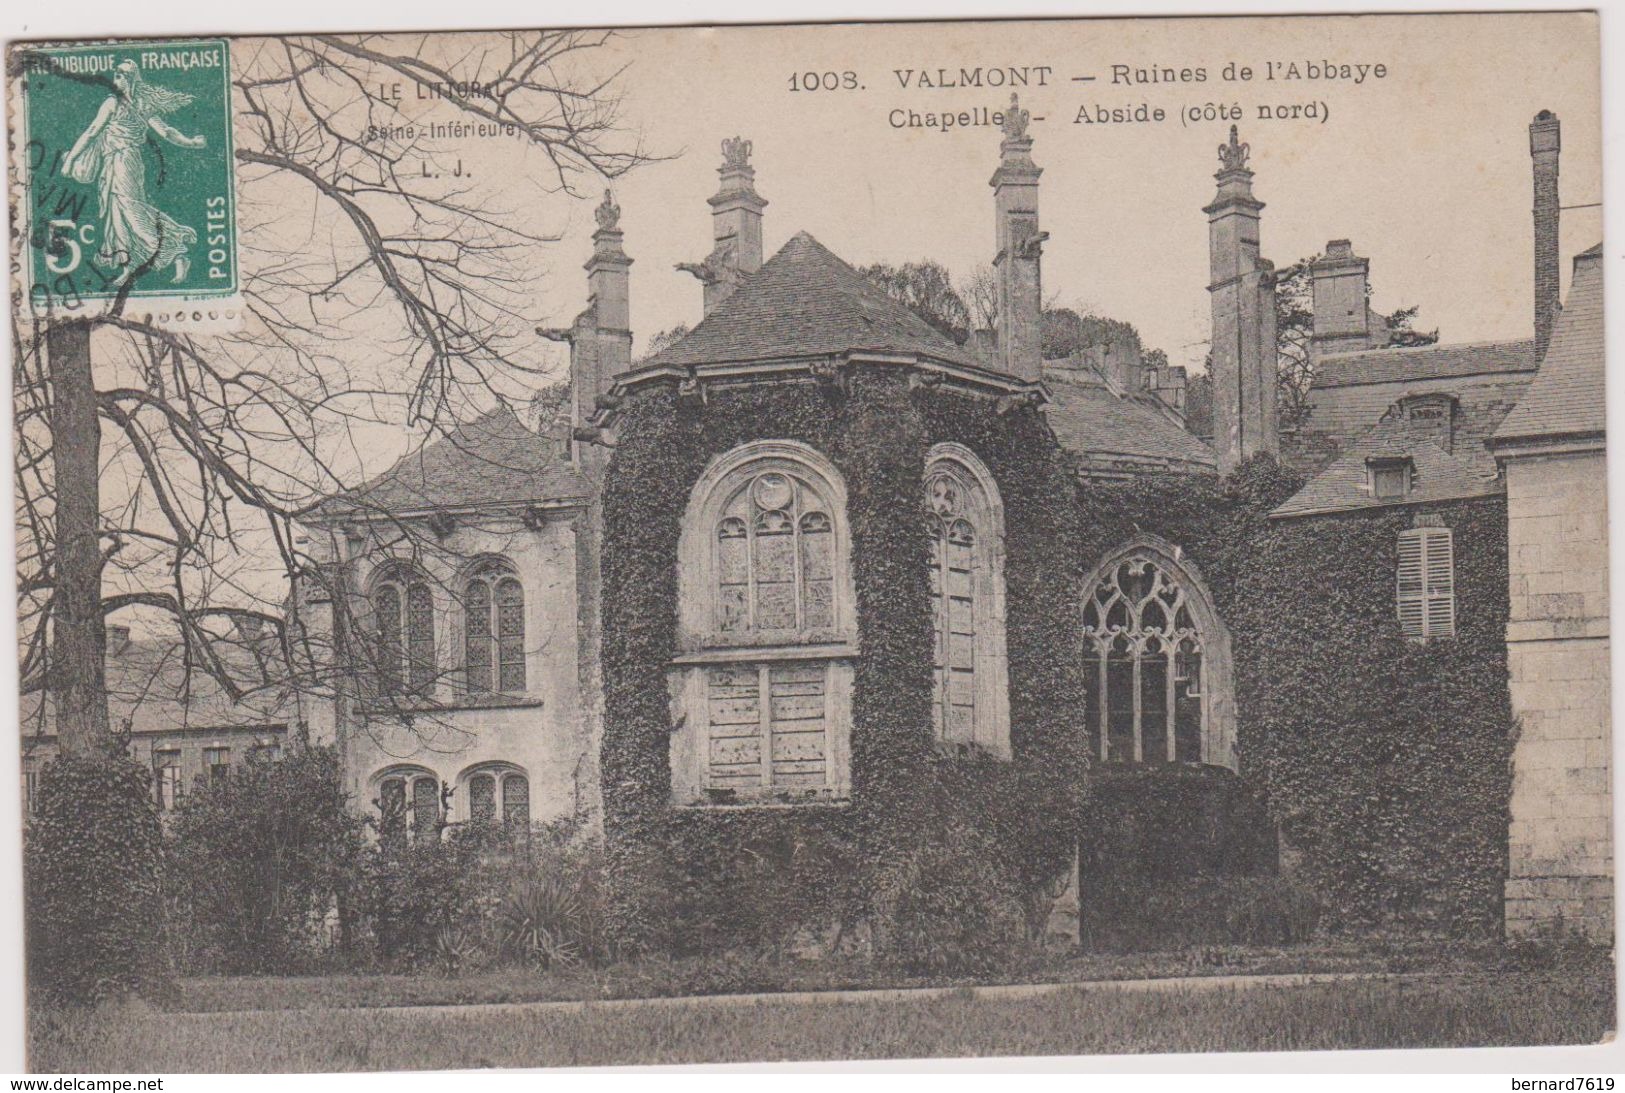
(599, 369, 1087, 951)
(1075, 459, 1515, 937)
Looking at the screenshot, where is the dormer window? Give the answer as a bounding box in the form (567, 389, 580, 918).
(1396, 393, 1457, 451)
(1368, 456, 1413, 501)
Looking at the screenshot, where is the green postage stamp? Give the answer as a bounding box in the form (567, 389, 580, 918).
(16, 38, 237, 316)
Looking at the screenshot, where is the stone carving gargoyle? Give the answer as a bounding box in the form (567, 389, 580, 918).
(676, 242, 738, 287)
(1218, 124, 1250, 172)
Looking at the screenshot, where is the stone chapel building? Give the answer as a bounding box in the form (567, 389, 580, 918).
(294, 101, 1610, 942)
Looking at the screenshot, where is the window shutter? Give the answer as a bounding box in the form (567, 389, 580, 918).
(1397, 527, 1454, 639)
(1396, 530, 1426, 638)
(1422, 528, 1455, 638)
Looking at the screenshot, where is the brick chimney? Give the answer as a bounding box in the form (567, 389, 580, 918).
(1309, 240, 1373, 359)
(1530, 110, 1562, 360)
(1205, 125, 1278, 474)
(679, 137, 767, 315)
(991, 93, 1046, 383)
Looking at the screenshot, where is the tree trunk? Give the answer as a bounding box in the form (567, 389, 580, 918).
(47, 319, 110, 757)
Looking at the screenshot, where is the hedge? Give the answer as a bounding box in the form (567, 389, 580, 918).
(25, 756, 166, 1005)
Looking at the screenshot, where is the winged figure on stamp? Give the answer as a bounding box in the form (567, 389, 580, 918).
(62, 59, 207, 284)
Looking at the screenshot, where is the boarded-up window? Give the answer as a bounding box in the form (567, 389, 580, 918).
(712, 472, 835, 639)
(703, 663, 831, 790)
(1397, 527, 1455, 639)
(681, 444, 856, 802)
(923, 448, 1010, 757)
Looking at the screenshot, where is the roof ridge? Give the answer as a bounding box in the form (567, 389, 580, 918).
(1316, 337, 1534, 362)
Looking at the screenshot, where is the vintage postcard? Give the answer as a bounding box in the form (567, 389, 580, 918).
(5, 9, 1613, 1072)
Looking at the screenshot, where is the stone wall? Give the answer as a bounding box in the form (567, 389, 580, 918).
(1504, 447, 1613, 940)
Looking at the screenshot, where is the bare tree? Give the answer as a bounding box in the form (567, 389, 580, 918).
(12, 31, 654, 758)
(859, 260, 973, 344)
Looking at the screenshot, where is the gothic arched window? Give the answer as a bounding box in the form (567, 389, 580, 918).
(924, 444, 1011, 758)
(463, 559, 526, 693)
(372, 566, 435, 696)
(375, 766, 440, 844)
(460, 764, 531, 829)
(672, 441, 856, 805)
(1082, 541, 1235, 770)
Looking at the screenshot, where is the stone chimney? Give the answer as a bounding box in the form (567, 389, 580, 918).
(679, 137, 767, 315)
(1530, 110, 1562, 360)
(579, 190, 632, 447)
(538, 190, 632, 470)
(1205, 126, 1278, 474)
(1147, 364, 1189, 422)
(991, 93, 1046, 383)
(1309, 240, 1373, 359)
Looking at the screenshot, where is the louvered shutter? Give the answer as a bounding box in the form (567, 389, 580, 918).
(1396, 530, 1426, 638)
(1397, 527, 1454, 639)
(1422, 528, 1456, 638)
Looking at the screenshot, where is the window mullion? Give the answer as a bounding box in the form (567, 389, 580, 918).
(757, 665, 772, 789)
(1165, 649, 1177, 763)
(1096, 643, 1109, 762)
(1131, 641, 1144, 763)
(791, 486, 805, 633)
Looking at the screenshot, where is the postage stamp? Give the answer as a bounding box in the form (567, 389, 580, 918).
(16, 38, 236, 316)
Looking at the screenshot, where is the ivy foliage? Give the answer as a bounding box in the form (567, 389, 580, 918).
(1074, 457, 1514, 936)
(25, 756, 166, 1006)
(599, 369, 1088, 956)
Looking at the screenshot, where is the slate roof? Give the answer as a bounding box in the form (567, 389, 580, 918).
(1314, 339, 1538, 390)
(20, 636, 293, 741)
(1494, 243, 1606, 445)
(1042, 362, 1217, 472)
(1271, 412, 1501, 518)
(635, 231, 978, 371)
(313, 406, 586, 518)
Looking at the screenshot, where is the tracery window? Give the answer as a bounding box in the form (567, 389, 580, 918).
(463, 560, 526, 693)
(672, 441, 856, 804)
(373, 566, 436, 696)
(462, 765, 531, 829)
(924, 444, 1011, 757)
(1082, 544, 1234, 769)
(376, 767, 441, 844)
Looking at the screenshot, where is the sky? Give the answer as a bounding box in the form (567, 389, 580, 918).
(521, 12, 1603, 373)
(15, 12, 1605, 625)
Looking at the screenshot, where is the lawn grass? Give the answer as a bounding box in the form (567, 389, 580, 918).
(30, 969, 1615, 1071)
(164, 940, 1498, 1013)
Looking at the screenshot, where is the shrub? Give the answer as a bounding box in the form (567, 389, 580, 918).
(165, 746, 365, 975)
(360, 827, 492, 970)
(358, 818, 610, 974)
(25, 755, 166, 1006)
